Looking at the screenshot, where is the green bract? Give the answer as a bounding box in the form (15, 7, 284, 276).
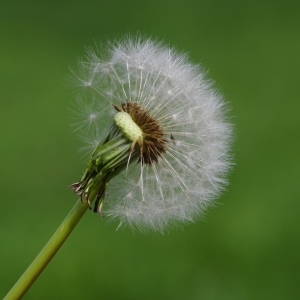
(70, 117, 141, 215)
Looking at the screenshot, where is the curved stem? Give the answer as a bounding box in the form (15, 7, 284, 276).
(4, 199, 89, 300)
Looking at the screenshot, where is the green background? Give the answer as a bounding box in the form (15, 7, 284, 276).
(1, 0, 299, 299)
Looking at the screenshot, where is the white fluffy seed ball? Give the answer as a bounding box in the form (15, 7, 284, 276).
(71, 35, 233, 232)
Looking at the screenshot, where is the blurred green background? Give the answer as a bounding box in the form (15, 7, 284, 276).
(1, 0, 299, 299)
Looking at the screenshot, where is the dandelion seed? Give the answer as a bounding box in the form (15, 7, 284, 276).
(69, 35, 233, 232)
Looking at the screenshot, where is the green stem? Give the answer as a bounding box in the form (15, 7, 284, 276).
(4, 199, 89, 300)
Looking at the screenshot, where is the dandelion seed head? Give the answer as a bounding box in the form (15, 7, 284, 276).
(70, 34, 233, 233)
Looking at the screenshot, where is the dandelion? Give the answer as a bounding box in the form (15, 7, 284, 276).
(4, 35, 233, 299)
(69, 35, 233, 232)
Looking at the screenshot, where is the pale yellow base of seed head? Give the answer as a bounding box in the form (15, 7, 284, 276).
(114, 112, 143, 142)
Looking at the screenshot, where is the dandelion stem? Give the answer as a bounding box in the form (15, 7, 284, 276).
(4, 199, 89, 300)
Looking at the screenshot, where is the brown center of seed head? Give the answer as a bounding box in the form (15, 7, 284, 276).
(114, 102, 168, 165)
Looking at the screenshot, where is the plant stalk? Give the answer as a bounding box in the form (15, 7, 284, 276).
(4, 199, 89, 300)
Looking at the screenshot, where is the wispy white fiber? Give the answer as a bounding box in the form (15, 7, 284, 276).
(71, 35, 233, 232)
